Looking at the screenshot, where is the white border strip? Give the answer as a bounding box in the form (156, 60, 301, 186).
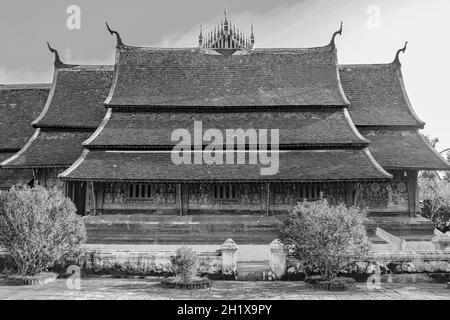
(31, 69, 59, 126)
(0, 129, 41, 166)
(343, 108, 370, 144)
(59, 149, 90, 178)
(363, 148, 393, 179)
(396, 67, 426, 128)
(103, 50, 121, 105)
(83, 108, 113, 146)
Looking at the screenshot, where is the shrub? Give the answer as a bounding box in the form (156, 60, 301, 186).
(170, 246, 198, 283)
(280, 198, 371, 280)
(0, 186, 87, 276)
(418, 177, 450, 229)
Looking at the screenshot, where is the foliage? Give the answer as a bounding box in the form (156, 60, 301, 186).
(170, 246, 199, 283)
(0, 186, 87, 275)
(280, 198, 371, 279)
(418, 177, 450, 228)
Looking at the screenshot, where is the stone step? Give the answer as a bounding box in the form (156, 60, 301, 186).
(236, 261, 271, 281)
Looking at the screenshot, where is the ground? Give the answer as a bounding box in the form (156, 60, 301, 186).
(0, 277, 448, 300)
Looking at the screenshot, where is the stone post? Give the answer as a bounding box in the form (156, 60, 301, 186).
(431, 229, 450, 251)
(270, 239, 287, 279)
(221, 239, 239, 273)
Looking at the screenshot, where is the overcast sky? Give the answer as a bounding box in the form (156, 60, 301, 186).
(0, 0, 449, 152)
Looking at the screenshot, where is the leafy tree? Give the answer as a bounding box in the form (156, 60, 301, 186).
(0, 186, 86, 275)
(418, 177, 450, 230)
(280, 198, 371, 279)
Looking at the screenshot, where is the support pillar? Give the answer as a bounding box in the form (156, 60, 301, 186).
(177, 183, 182, 217)
(221, 239, 239, 273)
(266, 182, 270, 216)
(90, 181, 97, 216)
(407, 170, 418, 218)
(270, 239, 287, 279)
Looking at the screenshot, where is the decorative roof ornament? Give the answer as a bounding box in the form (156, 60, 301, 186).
(199, 24, 203, 47)
(46, 42, 77, 69)
(106, 22, 124, 48)
(330, 21, 343, 47)
(394, 41, 408, 65)
(199, 9, 255, 55)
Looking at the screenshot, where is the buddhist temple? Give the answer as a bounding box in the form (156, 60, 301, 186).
(1, 12, 449, 244)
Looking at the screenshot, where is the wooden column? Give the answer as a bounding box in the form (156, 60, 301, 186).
(345, 183, 355, 207)
(90, 182, 97, 216)
(182, 184, 189, 216)
(407, 170, 418, 218)
(177, 183, 183, 217)
(266, 182, 271, 216)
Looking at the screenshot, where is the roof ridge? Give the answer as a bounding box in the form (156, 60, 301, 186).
(0, 83, 50, 90)
(63, 65, 114, 71)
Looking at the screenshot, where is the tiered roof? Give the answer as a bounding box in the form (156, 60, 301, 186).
(339, 49, 449, 171)
(33, 66, 113, 129)
(340, 63, 424, 128)
(0, 84, 49, 189)
(86, 109, 368, 149)
(1, 48, 113, 170)
(0, 84, 50, 151)
(104, 46, 349, 107)
(62, 149, 388, 183)
(60, 20, 393, 183)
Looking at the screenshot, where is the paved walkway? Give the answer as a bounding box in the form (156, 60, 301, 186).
(0, 277, 448, 300)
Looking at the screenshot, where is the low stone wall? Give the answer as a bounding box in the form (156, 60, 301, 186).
(285, 251, 450, 281)
(1, 239, 449, 281)
(65, 248, 223, 277)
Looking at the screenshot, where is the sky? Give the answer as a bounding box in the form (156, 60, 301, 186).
(0, 0, 449, 152)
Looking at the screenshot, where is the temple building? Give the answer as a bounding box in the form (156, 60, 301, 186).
(0, 84, 49, 192)
(0, 44, 113, 213)
(1, 13, 449, 243)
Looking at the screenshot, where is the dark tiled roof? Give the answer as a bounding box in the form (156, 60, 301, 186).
(1, 130, 92, 169)
(106, 46, 349, 107)
(339, 64, 425, 128)
(33, 66, 113, 129)
(60, 149, 391, 182)
(0, 169, 33, 190)
(361, 129, 450, 170)
(0, 85, 50, 151)
(87, 109, 368, 148)
(0, 153, 32, 190)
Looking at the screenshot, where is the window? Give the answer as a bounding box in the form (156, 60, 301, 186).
(213, 184, 237, 200)
(128, 184, 152, 199)
(298, 184, 323, 200)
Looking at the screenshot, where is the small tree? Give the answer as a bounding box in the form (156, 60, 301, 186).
(0, 186, 87, 275)
(171, 246, 198, 283)
(280, 198, 371, 279)
(418, 177, 450, 229)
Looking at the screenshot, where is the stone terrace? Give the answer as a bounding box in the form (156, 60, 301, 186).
(0, 277, 448, 300)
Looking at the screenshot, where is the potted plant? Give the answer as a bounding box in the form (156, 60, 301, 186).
(161, 246, 211, 289)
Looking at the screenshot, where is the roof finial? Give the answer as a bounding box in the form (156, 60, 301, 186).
(330, 21, 343, 47)
(46, 42, 73, 68)
(250, 23, 255, 50)
(199, 24, 203, 47)
(106, 22, 124, 48)
(394, 41, 408, 65)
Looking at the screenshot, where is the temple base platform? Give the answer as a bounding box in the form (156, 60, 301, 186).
(83, 213, 436, 245)
(84, 214, 284, 245)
